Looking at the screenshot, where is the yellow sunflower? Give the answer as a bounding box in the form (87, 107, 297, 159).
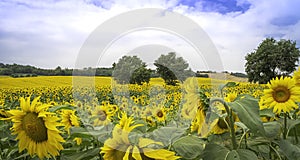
(92, 105, 113, 126)
(153, 108, 167, 122)
(6, 97, 65, 159)
(190, 108, 207, 135)
(206, 102, 239, 135)
(0, 108, 12, 119)
(259, 76, 300, 114)
(101, 113, 180, 160)
(293, 68, 300, 86)
(224, 92, 238, 102)
(60, 109, 80, 134)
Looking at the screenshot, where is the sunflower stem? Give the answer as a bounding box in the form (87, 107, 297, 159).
(283, 113, 288, 139)
(210, 98, 238, 150)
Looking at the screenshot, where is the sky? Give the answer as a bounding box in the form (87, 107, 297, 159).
(1, 0, 300, 73)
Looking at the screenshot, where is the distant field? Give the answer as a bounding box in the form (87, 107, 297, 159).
(0, 74, 247, 89)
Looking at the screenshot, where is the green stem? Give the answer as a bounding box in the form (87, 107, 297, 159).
(294, 127, 299, 144)
(270, 143, 282, 160)
(210, 98, 238, 150)
(283, 113, 287, 139)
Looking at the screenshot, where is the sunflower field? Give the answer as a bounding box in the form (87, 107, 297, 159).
(0, 72, 300, 160)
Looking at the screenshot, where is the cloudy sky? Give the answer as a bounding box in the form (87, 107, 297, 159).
(1, 0, 300, 73)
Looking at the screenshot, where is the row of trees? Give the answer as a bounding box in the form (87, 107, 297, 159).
(113, 52, 194, 85)
(0, 63, 114, 76)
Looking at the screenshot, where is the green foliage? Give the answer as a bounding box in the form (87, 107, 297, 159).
(173, 135, 205, 159)
(112, 55, 151, 84)
(0, 63, 114, 76)
(154, 52, 194, 85)
(245, 38, 300, 84)
(129, 66, 151, 85)
(229, 94, 265, 136)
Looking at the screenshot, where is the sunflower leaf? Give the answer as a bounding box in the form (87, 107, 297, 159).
(202, 144, 258, 160)
(61, 148, 100, 160)
(48, 104, 74, 112)
(279, 139, 300, 160)
(151, 127, 186, 146)
(172, 135, 205, 159)
(286, 119, 300, 136)
(263, 121, 280, 138)
(229, 94, 265, 136)
(202, 143, 230, 160)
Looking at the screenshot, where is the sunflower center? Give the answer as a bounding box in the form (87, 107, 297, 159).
(217, 118, 229, 129)
(98, 110, 107, 121)
(157, 110, 163, 118)
(272, 86, 290, 103)
(22, 112, 48, 143)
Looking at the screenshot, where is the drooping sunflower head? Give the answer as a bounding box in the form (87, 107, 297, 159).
(183, 77, 199, 94)
(7, 97, 65, 159)
(60, 109, 80, 134)
(260, 76, 300, 114)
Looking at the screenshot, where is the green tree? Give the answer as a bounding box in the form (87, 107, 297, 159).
(154, 52, 194, 85)
(130, 64, 151, 85)
(245, 38, 300, 84)
(113, 55, 151, 84)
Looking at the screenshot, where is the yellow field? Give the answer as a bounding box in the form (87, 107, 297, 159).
(0, 75, 242, 89)
(2, 75, 296, 160)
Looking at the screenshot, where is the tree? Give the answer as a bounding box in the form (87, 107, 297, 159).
(130, 64, 151, 85)
(154, 52, 194, 85)
(112, 55, 151, 84)
(245, 38, 300, 84)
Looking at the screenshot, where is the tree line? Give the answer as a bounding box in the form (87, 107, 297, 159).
(0, 63, 114, 77)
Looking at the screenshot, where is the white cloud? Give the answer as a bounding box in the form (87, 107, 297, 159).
(0, 0, 300, 72)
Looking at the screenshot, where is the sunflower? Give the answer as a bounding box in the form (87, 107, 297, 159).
(101, 113, 180, 160)
(259, 76, 300, 114)
(92, 105, 113, 126)
(153, 108, 166, 122)
(206, 102, 239, 135)
(6, 97, 65, 159)
(0, 108, 12, 119)
(224, 92, 238, 102)
(60, 109, 80, 134)
(190, 108, 206, 135)
(293, 68, 300, 86)
(73, 137, 82, 145)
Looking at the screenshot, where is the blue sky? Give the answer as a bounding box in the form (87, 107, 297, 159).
(0, 0, 300, 72)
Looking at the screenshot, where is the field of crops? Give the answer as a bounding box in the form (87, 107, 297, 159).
(1, 74, 300, 160)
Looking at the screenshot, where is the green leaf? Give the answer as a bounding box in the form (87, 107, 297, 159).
(236, 149, 258, 160)
(263, 121, 280, 138)
(151, 127, 186, 146)
(219, 82, 237, 92)
(279, 139, 300, 160)
(48, 104, 74, 112)
(229, 95, 265, 136)
(172, 135, 205, 159)
(287, 119, 300, 136)
(226, 150, 239, 160)
(62, 148, 100, 160)
(202, 144, 230, 160)
(70, 126, 112, 139)
(259, 109, 275, 117)
(202, 144, 258, 160)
